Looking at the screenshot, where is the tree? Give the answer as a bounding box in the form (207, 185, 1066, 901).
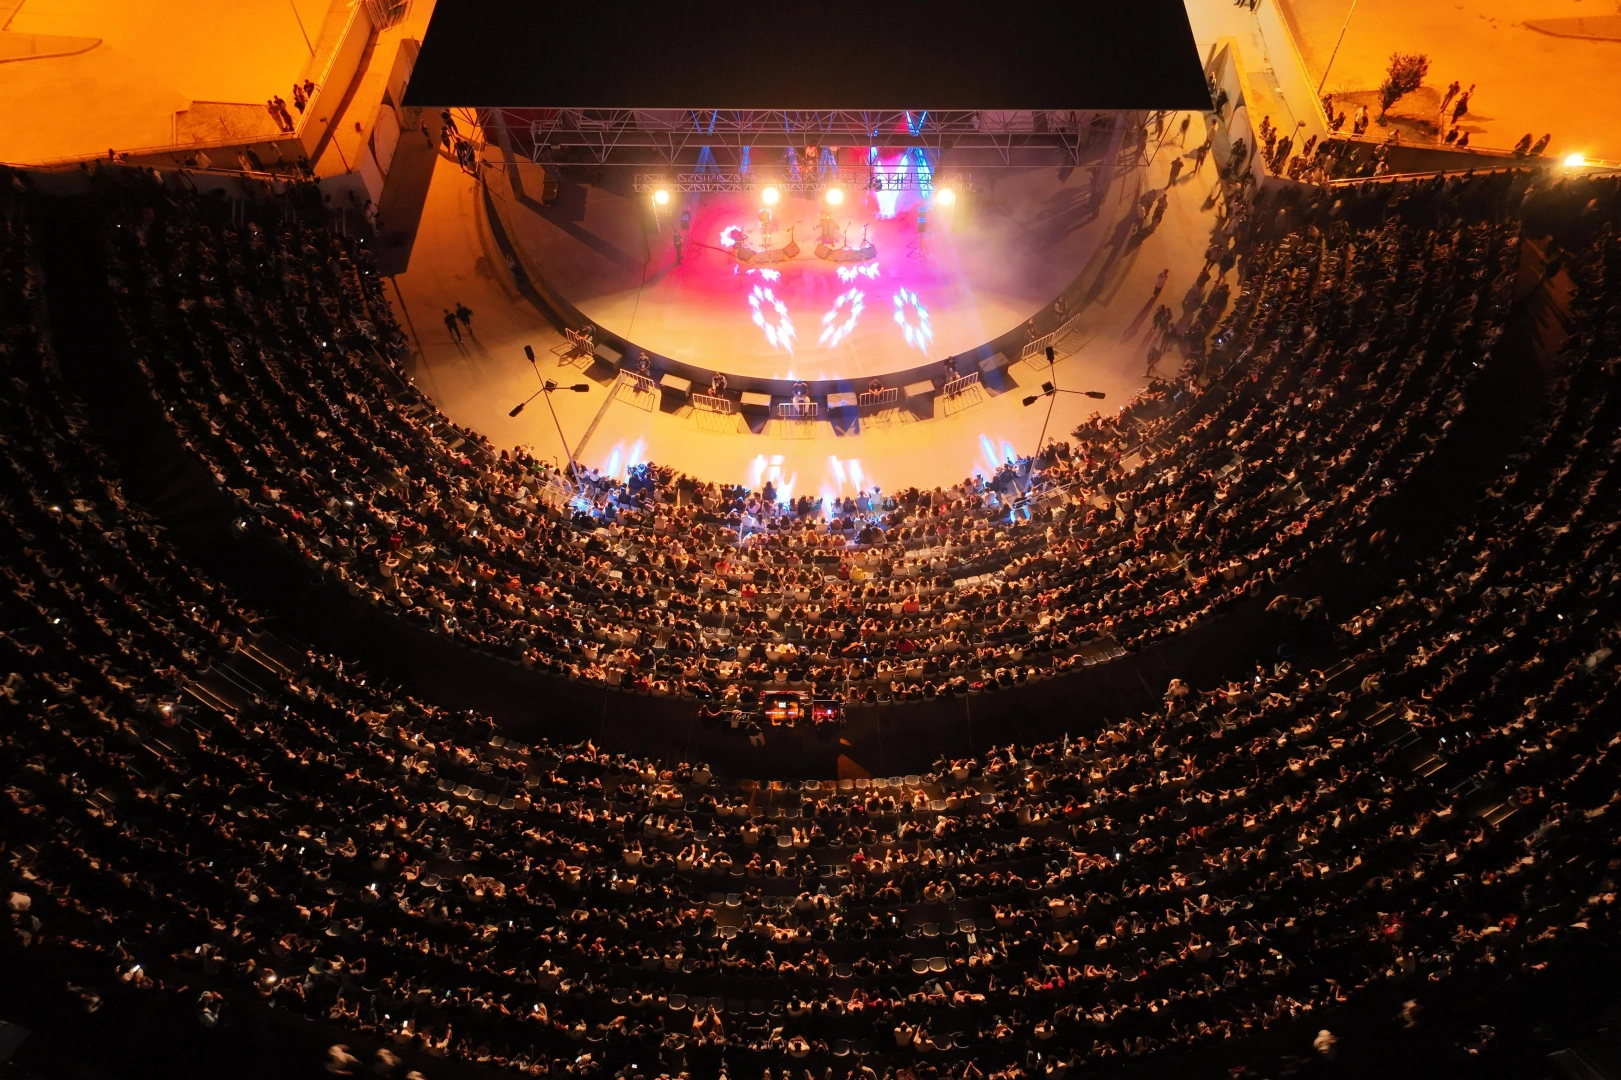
(1377, 52, 1431, 122)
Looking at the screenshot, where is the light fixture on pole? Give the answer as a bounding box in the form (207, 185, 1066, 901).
(1022, 385, 1107, 407)
(511, 344, 590, 479)
(1316, 0, 1358, 98)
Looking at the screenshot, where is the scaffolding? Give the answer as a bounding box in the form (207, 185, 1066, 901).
(480, 108, 1137, 168)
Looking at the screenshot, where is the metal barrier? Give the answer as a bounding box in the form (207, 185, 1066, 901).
(620, 371, 657, 396)
(1021, 310, 1086, 361)
(857, 387, 900, 411)
(565, 326, 594, 355)
(775, 401, 819, 421)
(692, 392, 735, 415)
(942, 372, 981, 398)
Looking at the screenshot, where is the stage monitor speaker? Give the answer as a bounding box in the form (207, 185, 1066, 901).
(814, 243, 832, 259)
(735, 246, 754, 263)
(782, 241, 800, 259)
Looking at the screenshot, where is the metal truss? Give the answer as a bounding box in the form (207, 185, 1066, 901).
(481, 108, 1136, 168)
(628, 169, 981, 194)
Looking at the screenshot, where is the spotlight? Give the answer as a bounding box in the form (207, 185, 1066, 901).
(936, 187, 956, 207)
(653, 188, 671, 206)
(1563, 153, 1586, 168)
(761, 186, 780, 206)
(824, 187, 844, 206)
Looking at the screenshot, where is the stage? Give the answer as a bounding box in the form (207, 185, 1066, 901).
(497, 158, 1118, 383)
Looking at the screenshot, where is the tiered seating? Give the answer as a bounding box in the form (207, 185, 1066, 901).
(100, 173, 1517, 707)
(4, 194, 1620, 1078)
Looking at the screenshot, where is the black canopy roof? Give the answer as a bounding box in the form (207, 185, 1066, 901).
(404, 0, 1209, 111)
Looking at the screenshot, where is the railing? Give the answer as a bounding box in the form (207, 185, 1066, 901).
(775, 401, 819, 421)
(692, 393, 734, 415)
(858, 387, 900, 411)
(942, 372, 981, 398)
(1021, 309, 1086, 361)
(564, 326, 594, 355)
(619, 371, 657, 396)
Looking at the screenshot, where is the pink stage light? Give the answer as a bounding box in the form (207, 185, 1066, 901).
(748, 285, 797, 353)
(836, 262, 881, 283)
(818, 289, 866, 348)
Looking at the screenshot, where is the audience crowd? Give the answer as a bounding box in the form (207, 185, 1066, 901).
(97, 170, 1521, 712)
(2, 171, 1620, 1080)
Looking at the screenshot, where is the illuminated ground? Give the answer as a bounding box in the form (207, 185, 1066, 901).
(1283, 0, 1621, 161)
(0, 0, 329, 163)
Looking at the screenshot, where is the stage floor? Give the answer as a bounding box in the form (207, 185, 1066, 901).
(502, 162, 1114, 381)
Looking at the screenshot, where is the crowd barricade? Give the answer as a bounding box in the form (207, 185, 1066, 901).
(775, 401, 819, 420)
(692, 392, 735, 415)
(620, 370, 657, 397)
(942, 371, 981, 398)
(858, 387, 900, 411)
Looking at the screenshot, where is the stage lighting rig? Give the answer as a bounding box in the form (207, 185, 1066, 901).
(761, 186, 780, 206)
(652, 188, 671, 205)
(936, 187, 956, 206)
(824, 186, 844, 206)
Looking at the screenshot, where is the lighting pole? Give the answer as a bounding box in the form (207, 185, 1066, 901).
(1316, 0, 1359, 100)
(1023, 344, 1106, 468)
(512, 344, 590, 481)
(1019, 345, 1105, 500)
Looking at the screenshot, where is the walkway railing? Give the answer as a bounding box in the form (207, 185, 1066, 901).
(775, 401, 819, 421)
(942, 372, 981, 398)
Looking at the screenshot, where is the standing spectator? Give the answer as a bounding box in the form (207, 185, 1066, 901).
(1451, 85, 1473, 124)
(1152, 268, 1170, 297)
(1167, 155, 1184, 186)
(454, 302, 474, 333)
(443, 309, 462, 342)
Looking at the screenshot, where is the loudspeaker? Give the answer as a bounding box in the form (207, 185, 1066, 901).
(782, 241, 800, 259)
(735, 246, 754, 263)
(814, 243, 832, 259)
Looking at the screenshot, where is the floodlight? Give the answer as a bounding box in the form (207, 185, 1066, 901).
(653, 188, 671, 205)
(825, 187, 844, 206)
(761, 186, 780, 205)
(936, 187, 956, 206)
(1564, 153, 1585, 168)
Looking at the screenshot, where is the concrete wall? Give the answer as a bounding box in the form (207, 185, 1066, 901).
(299, 2, 375, 159)
(1255, 0, 1328, 140)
